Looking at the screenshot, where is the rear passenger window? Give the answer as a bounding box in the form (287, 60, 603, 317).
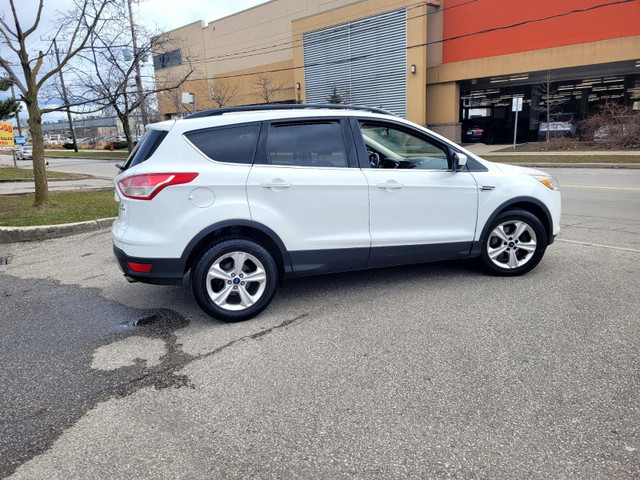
(185, 124, 260, 164)
(267, 122, 347, 168)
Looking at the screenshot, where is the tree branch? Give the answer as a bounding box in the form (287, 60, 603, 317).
(23, 0, 45, 38)
(0, 19, 21, 55)
(0, 55, 26, 95)
(37, 0, 112, 89)
(7, 0, 24, 40)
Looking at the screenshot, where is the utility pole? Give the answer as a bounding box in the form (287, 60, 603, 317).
(127, 0, 148, 129)
(9, 82, 22, 136)
(53, 38, 78, 152)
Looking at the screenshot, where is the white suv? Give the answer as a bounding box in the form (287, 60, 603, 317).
(113, 105, 561, 322)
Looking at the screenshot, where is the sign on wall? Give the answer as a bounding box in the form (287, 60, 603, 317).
(0, 122, 14, 146)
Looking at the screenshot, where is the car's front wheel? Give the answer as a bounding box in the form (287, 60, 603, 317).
(481, 210, 548, 276)
(191, 239, 278, 322)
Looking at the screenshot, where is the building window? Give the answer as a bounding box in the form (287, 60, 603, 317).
(153, 49, 182, 70)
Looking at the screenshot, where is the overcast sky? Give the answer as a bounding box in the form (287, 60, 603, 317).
(139, 0, 269, 30)
(1, 0, 269, 123)
(7, 0, 269, 36)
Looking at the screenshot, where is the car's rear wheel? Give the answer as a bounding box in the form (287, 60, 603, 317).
(481, 210, 548, 276)
(191, 239, 278, 322)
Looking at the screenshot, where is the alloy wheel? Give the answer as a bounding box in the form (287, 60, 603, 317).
(486, 220, 537, 269)
(205, 251, 267, 311)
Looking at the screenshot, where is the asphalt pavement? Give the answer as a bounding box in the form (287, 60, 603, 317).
(0, 167, 639, 478)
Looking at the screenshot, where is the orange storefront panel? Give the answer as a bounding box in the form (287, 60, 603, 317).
(442, 0, 640, 63)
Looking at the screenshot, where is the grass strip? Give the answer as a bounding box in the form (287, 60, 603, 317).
(45, 150, 129, 159)
(0, 168, 75, 181)
(482, 155, 640, 164)
(0, 190, 118, 227)
(495, 144, 640, 153)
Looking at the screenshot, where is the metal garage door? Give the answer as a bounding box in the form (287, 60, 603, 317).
(303, 8, 407, 117)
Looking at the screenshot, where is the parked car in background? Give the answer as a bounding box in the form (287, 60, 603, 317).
(16, 145, 32, 160)
(538, 113, 577, 140)
(594, 124, 639, 141)
(462, 119, 522, 144)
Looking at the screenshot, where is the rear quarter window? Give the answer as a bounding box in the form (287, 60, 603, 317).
(123, 130, 168, 170)
(184, 123, 260, 164)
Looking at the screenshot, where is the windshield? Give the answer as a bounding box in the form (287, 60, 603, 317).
(550, 114, 573, 122)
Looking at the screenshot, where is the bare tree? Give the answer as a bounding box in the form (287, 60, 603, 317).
(539, 70, 567, 142)
(254, 73, 284, 104)
(64, 2, 193, 152)
(208, 78, 239, 108)
(582, 101, 640, 148)
(0, 0, 112, 205)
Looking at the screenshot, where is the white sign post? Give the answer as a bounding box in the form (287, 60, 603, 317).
(512, 97, 523, 149)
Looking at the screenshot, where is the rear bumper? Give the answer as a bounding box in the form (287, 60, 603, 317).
(113, 245, 185, 285)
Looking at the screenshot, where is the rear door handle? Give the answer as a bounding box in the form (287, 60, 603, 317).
(261, 179, 292, 189)
(377, 181, 404, 190)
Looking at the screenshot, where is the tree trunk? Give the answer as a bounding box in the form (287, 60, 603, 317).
(26, 102, 49, 206)
(120, 113, 134, 153)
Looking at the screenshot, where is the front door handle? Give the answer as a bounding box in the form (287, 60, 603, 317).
(261, 179, 292, 189)
(377, 181, 404, 190)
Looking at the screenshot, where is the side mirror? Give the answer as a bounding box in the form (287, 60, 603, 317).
(453, 152, 467, 171)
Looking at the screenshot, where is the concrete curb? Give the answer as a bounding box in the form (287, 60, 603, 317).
(0, 217, 116, 244)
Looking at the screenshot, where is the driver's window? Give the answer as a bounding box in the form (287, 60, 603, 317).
(359, 122, 449, 170)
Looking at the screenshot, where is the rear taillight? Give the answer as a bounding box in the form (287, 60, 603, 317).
(564, 120, 574, 124)
(118, 173, 198, 200)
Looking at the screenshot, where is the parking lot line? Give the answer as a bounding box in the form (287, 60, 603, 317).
(560, 184, 640, 191)
(557, 238, 640, 253)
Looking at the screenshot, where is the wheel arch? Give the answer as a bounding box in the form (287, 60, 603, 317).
(180, 220, 292, 280)
(473, 197, 554, 256)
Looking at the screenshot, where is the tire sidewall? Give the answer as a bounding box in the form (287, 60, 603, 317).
(192, 239, 278, 322)
(481, 210, 548, 276)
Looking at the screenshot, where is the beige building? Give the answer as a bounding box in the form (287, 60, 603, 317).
(153, 0, 640, 142)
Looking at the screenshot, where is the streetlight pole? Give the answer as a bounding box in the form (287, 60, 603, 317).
(53, 38, 78, 152)
(127, 0, 148, 129)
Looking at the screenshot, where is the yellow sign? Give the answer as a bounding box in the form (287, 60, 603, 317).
(0, 122, 14, 146)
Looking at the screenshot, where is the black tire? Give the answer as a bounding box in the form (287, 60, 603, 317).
(480, 209, 548, 276)
(191, 239, 278, 322)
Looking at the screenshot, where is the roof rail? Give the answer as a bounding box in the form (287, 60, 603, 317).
(184, 103, 397, 119)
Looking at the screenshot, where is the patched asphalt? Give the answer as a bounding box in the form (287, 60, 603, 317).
(0, 275, 190, 477)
